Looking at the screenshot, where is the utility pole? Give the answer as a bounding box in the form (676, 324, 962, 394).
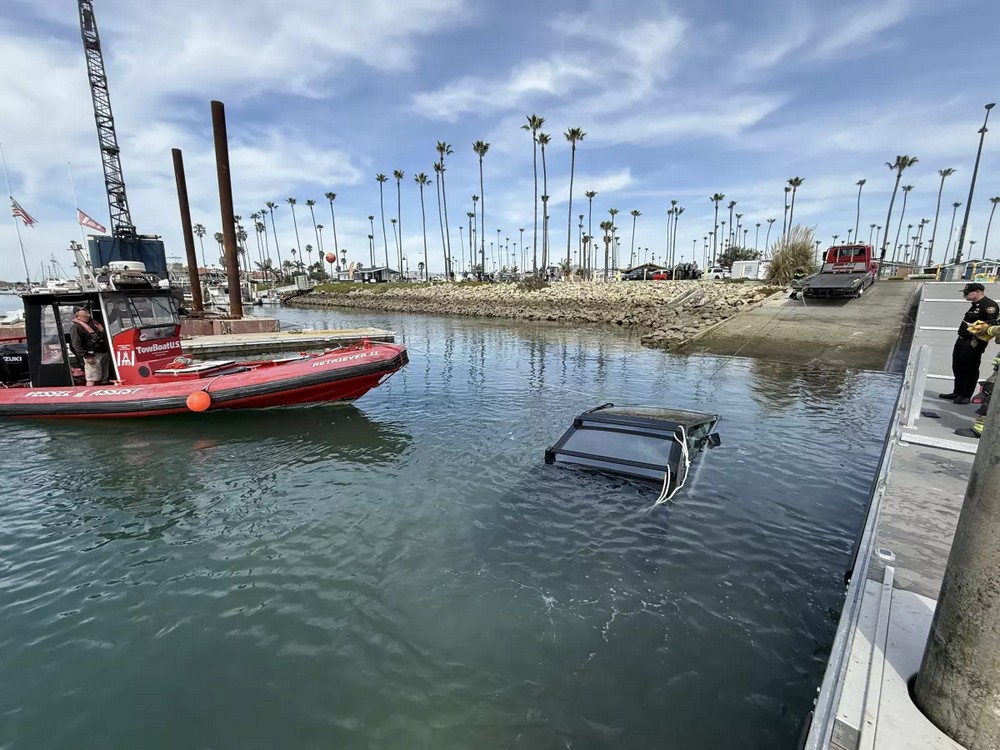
(915, 373, 1000, 747)
(956, 102, 996, 263)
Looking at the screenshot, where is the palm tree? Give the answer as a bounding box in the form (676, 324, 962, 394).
(585, 190, 597, 274)
(290, 248, 299, 272)
(305, 199, 321, 266)
(787, 177, 804, 230)
(305, 243, 314, 272)
(214, 231, 224, 257)
(324, 192, 340, 270)
(765, 218, 776, 253)
(608, 208, 619, 269)
(928, 168, 956, 265)
(375, 173, 390, 268)
(892, 185, 914, 262)
(471, 194, 479, 266)
(392, 170, 405, 274)
(710, 194, 725, 261)
(869, 223, 877, 246)
(537, 132, 552, 269)
(600, 219, 613, 281)
(855, 179, 866, 239)
(390, 218, 399, 262)
(726, 200, 737, 247)
(193, 223, 207, 269)
(433, 162, 446, 275)
(286, 198, 302, 261)
(754, 222, 761, 252)
(265, 201, 284, 278)
(436, 141, 454, 278)
(466, 211, 476, 272)
(564, 127, 586, 270)
(881, 155, 918, 261)
(413, 172, 431, 280)
(521, 114, 545, 274)
(983, 197, 1000, 259)
(672, 207, 684, 266)
(472, 140, 490, 274)
(629, 209, 641, 267)
(782, 187, 791, 237)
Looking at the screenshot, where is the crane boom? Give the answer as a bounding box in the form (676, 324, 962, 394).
(78, 0, 135, 238)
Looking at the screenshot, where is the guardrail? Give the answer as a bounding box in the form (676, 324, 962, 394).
(801, 305, 922, 748)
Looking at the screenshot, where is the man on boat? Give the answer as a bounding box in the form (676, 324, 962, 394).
(69, 305, 110, 386)
(939, 283, 999, 405)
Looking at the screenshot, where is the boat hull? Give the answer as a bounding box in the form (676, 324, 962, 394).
(0, 343, 407, 418)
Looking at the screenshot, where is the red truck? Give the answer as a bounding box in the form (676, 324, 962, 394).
(800, 243, 879, 299)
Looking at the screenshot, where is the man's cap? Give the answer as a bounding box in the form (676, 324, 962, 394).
(73, 304, 89, 313)
(963, 283, 986, 295)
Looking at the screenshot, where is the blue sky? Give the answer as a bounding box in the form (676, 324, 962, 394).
(0, 0, 999, 280)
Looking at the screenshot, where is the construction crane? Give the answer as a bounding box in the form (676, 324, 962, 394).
(77, 0, 135, 239)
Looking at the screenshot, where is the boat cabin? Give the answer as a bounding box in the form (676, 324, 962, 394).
(23, 287, 180, 387)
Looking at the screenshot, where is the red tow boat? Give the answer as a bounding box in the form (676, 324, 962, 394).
(0, 264, 407, 418)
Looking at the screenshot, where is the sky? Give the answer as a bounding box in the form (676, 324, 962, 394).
(0, 0, 999, 281)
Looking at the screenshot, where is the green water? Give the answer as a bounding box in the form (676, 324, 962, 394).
(0, 308, 898, 749)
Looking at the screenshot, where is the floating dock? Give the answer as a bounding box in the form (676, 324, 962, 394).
(183, 327, 395, 356)
(806, 281, 992, 750)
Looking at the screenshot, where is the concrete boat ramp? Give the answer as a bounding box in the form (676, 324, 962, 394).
(184, 327, 395, 356)
(806, 281, 996, 750)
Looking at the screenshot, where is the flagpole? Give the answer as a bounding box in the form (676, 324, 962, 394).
(0, 141, 32, 291)
(67, 161, 88, 247)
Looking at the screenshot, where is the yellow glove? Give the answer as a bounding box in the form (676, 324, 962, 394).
(967, 320, 999, 341)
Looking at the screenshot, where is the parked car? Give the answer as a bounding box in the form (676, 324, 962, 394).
(705, 266, 730, 280)
(651, 270, 673, 280)
(623, 268, 654, 281)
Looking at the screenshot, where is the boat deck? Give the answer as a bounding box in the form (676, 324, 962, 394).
(808, 280, 996, 750)
(183, 328, 395, 356)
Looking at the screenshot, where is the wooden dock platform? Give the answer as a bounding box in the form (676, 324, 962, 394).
(183, 327, 395, 356)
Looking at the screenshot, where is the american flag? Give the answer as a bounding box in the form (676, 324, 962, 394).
(10, 197, 36, 227)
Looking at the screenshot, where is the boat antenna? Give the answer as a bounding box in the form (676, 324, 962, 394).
(69, 241, 100, 291)
(0, 141, 34, 292)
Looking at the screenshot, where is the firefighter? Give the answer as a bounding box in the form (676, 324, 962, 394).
(957, 320, 1000, 438)
(939, 283, 999, 405)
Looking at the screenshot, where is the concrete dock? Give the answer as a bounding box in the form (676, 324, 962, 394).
(183, 327, 395, 356)
(688, 280, 921, 370)
(805, 281, 996, 750)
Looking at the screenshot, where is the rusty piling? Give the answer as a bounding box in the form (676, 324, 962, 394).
(171, 148, 204, 312)
(211, 100, 243, 318)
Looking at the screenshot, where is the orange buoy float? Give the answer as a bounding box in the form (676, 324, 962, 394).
(186, 390, 212, 412)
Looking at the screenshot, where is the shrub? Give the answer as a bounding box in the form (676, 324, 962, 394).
(518, 275, 549, 292)
(766, 225, 819, 285)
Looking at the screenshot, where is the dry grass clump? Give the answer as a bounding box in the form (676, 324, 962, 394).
(766, 225, 818, 285)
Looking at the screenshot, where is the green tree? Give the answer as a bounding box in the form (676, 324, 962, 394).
(717, 245, 761, 269)
(892, 184, 914, 262)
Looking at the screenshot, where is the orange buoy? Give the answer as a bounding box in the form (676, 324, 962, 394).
(186, 390, 212, 412)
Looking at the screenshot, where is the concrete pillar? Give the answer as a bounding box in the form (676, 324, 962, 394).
(915, 361, 1000, 747)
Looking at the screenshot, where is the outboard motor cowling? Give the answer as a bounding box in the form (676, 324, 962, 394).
(0, 343, 30, 385)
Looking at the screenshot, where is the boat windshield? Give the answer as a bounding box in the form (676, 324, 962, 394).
(104, 293, 178, 337)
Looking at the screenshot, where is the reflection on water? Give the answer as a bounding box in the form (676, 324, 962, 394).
(0, 307, 899, 750)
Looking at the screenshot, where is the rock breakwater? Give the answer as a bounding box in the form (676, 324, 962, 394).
(287, 281, 779, 349)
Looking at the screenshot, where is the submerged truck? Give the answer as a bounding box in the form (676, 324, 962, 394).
(800, 243, 878, 299)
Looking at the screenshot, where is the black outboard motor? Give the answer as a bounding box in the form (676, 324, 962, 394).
(0, 343, 29, 385)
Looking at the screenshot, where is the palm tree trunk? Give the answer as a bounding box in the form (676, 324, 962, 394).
(672, 213, 681, 266)
(440, 166, 453, 280)
(881, 172, 903, 262)
(984, 203, 998, 259)
(892, 191, 910, 263)
(309, 205, 321, 264)
(565, 144, 576, 270)
(396, 181, 403, 276)
(419, 185, 429, 281)
(378, 183, 389, 269)
(929, 177, 946, 266)
(855, 183, 864, 240)
(541, 145, 549, 271)
(587, 195, 594, 276)
(788, 189, 798, 230)
(665, 211, 673, 268)
(290, 206, 302, 259)
(268, 209, 284, 279)
(532, 138, 539, 274)
(630, 215, 637, 268)
(329, 200, 340, 269)
(765, 223, 773, 253)
(479, 157, 486, 275)
(728, 205, 734, 247)
(713, 204, 720, 261)
(603, 239, 609, 282)
(435, 173, 447, 277)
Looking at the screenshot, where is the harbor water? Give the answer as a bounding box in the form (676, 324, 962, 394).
(0, 307, 898, 749)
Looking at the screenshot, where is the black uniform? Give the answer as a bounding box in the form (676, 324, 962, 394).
(950, 294, 999, 399)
